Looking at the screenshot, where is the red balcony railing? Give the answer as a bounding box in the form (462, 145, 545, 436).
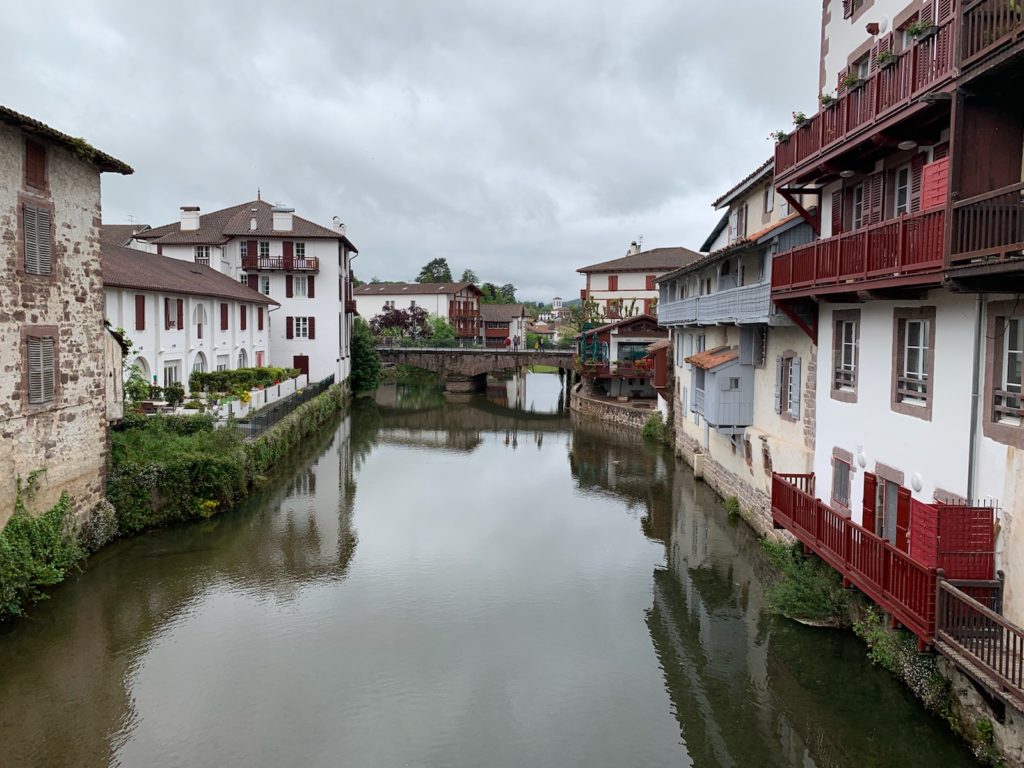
(772, 207, 945, 295)
(961, 0, 1024, 67)
(242, 256, 319, 272)
(774, 17, 956, 181)
(772, 473, 937, 644)
(951, 181, 1024, 264)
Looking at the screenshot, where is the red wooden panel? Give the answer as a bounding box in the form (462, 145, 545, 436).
(608, 275, 618, 291)
(831, 190, 844, 235)
(240, 305, 247, 331)
(286, 274, 294, 298)
(308, 275, 315, 299)
(134, 295, 146, 331)
(258, 307, 264, 331)
(286, 316, 294, 339)
(220, 302, 229, 330)
(164, 298, 171, 330)
(308, 317, 316, 340)
(896, 486, 912, 553)
(910, 154, 925, 213)
(921, 157, 949, 210)
(910, 499, 939, 567)
(863, 473, 878, 533)
(176, 299, 184, 330)
(936, 504, 995, 579)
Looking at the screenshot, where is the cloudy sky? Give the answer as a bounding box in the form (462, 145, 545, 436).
(4, 0, 820, 301)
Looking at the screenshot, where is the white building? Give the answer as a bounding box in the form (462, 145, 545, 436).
(127, 199, 358, 383)
(657, 160, 817, 534)
(354, 282, 483, 340)
(579, 244, 701, 322)
(480, 303, 528, 348)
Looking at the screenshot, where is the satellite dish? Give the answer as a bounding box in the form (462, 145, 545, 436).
(878, 15, 890, 34)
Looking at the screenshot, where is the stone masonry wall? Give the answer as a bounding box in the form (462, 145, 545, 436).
(570, 385, 651, 432)
(0, 124, 109, 525)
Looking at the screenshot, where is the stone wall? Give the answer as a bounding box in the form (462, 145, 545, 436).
(0, 123, 109, 525)
(570, 384, 651, 432)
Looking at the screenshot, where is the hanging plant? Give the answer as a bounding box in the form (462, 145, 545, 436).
(792, 111, 808, 127)
(906, 20, 937, 39)
(876, 49, 897, 68)
(769, 129, 789, 143)
(820, 92, 836, 107)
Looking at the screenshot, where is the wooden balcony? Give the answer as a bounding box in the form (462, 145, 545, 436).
(581, 359, 653, 378)
(771, 207, 945, 297)
(774, 17, 956, 184)
(961, 0, 1024, 71)
(242, 256, 319, 272)
(659, 282, 783, 326)
(951, 181, 1024, 265)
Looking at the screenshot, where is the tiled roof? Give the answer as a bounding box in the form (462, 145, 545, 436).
(686, 346, 739, 370)
(583, 313, 658, 336)
(136, 199, 358, 251)
(711, 157, 774, 209)
(577, 247, 702, 274)
(647, 339, 671, 353)
(100, 223, 151, 247)
(480, 303, 526, 322)
(354, 282, 481, 296)
(101, 243, 278, 305)
(658, 213, 803, 284)
(0, 105, 133, 174)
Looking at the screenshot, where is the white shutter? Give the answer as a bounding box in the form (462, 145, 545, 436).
(789, 356, 802, 418)
(36, 207, 52, 274)
(24, 205, 39, 274)
(40, 337, 55, 402)
(774, 355, 783, 414)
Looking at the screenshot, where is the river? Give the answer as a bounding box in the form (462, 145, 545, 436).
(0, 371, 979, 767)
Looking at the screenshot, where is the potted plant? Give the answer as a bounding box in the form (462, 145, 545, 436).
(842, 72, 866, 91)
(906, 19, 937, 40)
(876, 49, 897, 68)
(792, 111, 809, 127)
(769, 129, 789, 143)
(819, 92, 837, 107)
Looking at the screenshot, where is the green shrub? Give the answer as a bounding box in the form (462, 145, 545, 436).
(762, 540, 851, 625)
(188, 366, 300, 395)
(351, 318, 383, 393)
(183, 399, 204, 410)
(0, 478, 83, 622)
(641, 412, 669, 444)
(164, 381, 186, 408)
(724, 496, 741, 516)
(125, 367, 150, 402)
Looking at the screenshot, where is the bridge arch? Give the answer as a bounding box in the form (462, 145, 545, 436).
(376, 348, 576, 391)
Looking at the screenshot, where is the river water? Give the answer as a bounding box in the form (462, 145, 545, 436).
(0, 372, 979, 767)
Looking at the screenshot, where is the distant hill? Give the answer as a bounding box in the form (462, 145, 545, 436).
(564, 298, 582, 307)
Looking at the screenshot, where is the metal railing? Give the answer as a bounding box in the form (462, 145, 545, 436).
(236, 375, 335, 439)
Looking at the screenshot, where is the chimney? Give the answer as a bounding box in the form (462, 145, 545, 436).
(332, 216, 347, 235)
(628, 241, 640, 255)
(180, 206, 200, 231)
(272, 205, 294, 232)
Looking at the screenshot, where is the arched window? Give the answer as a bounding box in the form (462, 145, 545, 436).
(131, 355, 151, 383)
(192, 351, 208, 374)
(237, 348, 248, 369)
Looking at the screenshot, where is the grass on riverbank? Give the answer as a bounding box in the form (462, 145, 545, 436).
(528, 364, 560, 373)
(0, 385, 345, 624)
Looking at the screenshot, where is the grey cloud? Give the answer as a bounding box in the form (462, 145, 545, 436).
(2, 0, 820, 300)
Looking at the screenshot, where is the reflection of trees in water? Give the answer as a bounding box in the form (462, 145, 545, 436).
(0, 411, 360, 768)
(648, 464, 975, 768)
(568, 416, 672, 544)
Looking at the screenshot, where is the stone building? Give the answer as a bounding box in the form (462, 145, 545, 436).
(0, 106, 132, 525)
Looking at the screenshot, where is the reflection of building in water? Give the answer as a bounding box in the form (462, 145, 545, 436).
(0, 413, 358, 768)
(486, 369, 527, 411)
(378, 428, 482, 453)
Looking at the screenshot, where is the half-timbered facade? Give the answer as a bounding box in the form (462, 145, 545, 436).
(354, 282, 483, 341)
(578, 244, 701, 322)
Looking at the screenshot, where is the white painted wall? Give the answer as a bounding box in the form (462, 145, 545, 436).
(355, 290, 456, 321)
(822, 0, 919, 97)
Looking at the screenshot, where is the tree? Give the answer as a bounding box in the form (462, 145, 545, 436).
(416, 258, 453, 283)
(369, 306, 431, 339)
(351, 317, 383, 393)
(480, 282, 499, 304)
(427, 315, 456, 341)
(565, 299, 603, 335)
(499, 283, 517, 303)
(460, 269, 479, 284)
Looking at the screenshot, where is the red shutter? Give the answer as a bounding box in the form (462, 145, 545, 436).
(308, 275, 315, 298)
(164, 298, 171, 330)
(247, 240, 257, 265)
(308, 317, 316, 339)
(220, 302, 228, 330)
(866, 172, 884, 226)
(286, 274, 294, 298)
(286, 316, 294, 339)
(176, 299, 184, 330)
(862, 473, 878, 533)
(258, 307, 264, 331)
(135, 295, 146, 331)
(909, 154, 926, 213)
(645, 275, 655, 290)
(837, 66, 850, 95)
(831, 190, 844, 235)
(935, 0, 953, 23)
(896, 486, 912, 552)
(933, 142, 950, 160)
(246, 274, 257, 290)
(283, 241, 294, 270)
(919, 1, 934, 25)
(240, 305, 247, 331)
(156, 244, 163, 256)
(608, 275, 618, 291)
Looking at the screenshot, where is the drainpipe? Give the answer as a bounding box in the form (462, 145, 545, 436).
(967, 294, 984, 501)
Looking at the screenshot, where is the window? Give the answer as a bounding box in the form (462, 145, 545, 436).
(216, 355, 229, 372)
(894, 165, 911, 216)
(851, 184, 865, 230)
(410, 300, 416, 308)
(696, 334, 706, 353)
(892, 307, 936, 419)
(240, 241, 248, 258)
(832, 457, 852, 507)
(294, 275, 308, 298)
(775, 353, 801, 419)
(260, 275, 270, 295)
(608, 275, 619, 291)
(384, 300, 396, 310)
(26, 335, 56, 405)
(295, 242, 306, 260)
(728, 377, 741, 390)
(730, 203, 748, 243)
(25, 140, 47, 188)
(763, 185, 775, 215)
(843, 0, 867, 20)
(193, 357, 206, 374)
(1003, 318, 1024, 424)
(163, 362, 181, 389)
(294, 316, 309, 338)
(854, 53, 870, 80)
(780, 196, 790, 216)
(259, 241, 270, 258)
(832, 310, 860, 402)
(23, 204, 52, 275)
(194, 245, 210, 264)
(194, 304, 206, 339)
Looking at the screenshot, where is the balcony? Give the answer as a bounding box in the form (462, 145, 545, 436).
(581, 359, 653, 378)
(771, 207, 945, 297)
(659, 282, 779, 326)
(951, 181, 1024, 265)
(774, 17, 956, 184)
(242, 256, 319, 272)
(961, 0, 1024, 70)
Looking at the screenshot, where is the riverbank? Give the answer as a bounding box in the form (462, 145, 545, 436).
(0, 384, 347, 624)
(569, 382, 659, 432)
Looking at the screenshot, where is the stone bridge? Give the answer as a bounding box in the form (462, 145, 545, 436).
(376, 347, 576, 392)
